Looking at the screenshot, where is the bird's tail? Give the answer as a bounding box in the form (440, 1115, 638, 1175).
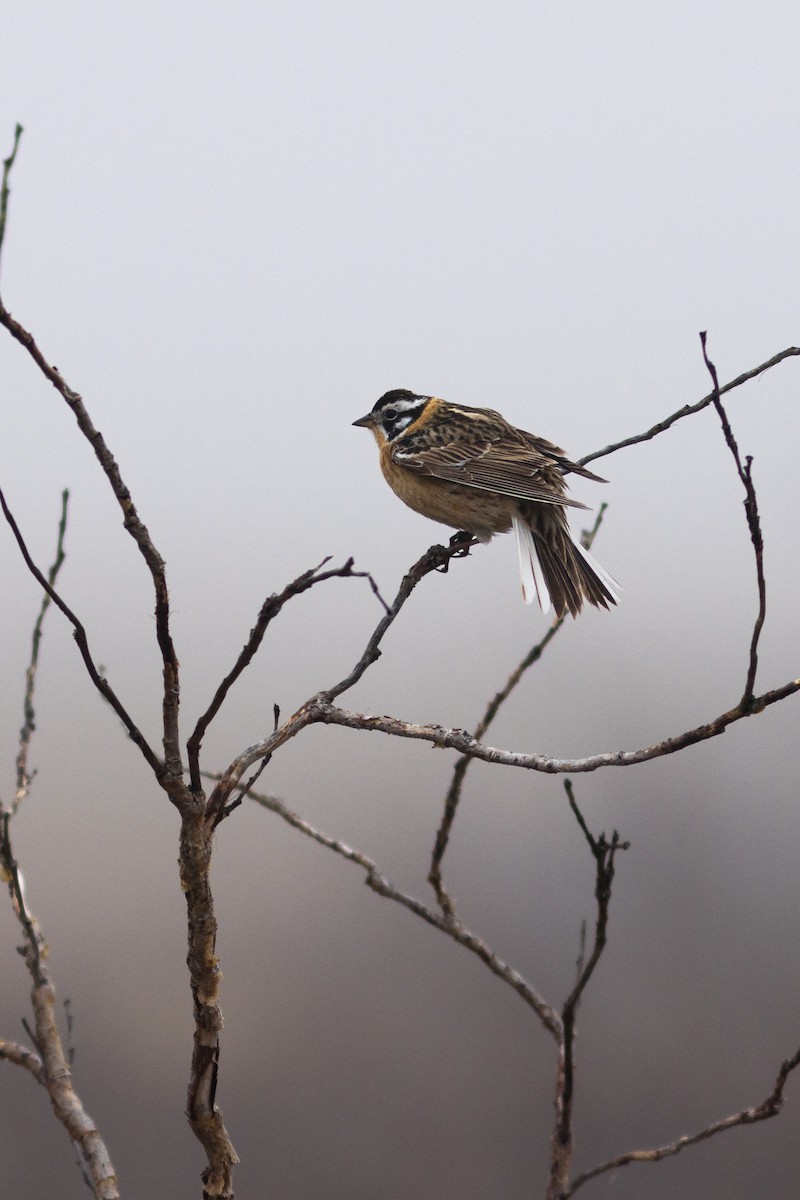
(512, 512, 619, 617)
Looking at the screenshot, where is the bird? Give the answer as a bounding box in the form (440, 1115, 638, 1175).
(353, 389, 618, 617)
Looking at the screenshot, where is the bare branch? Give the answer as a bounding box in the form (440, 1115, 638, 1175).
(0, 1038, 46, 1085)
(30, 976, 120, 1199)
(0, 306, 182, 777)
(549, 782, 629, 1196)
(565, 1047, 800, 1197)
(226, 774, 563, 1039)
(207, 538, 477, 813)
(0, 123, 23, 280)
(0, 483, 120, 1194)
(1, 802, 119, 1195)
(1, 814, 45, 983)
(188, 557, 384, 794)
(317, 536, 478, 704)
(0, 485, 163, 778)
(700, 332, 766, 706)
(579, 346, 800, 469)
(302, 675, 799, 775)
(12, 489, 69, 814)
(429, 508, 608, 916)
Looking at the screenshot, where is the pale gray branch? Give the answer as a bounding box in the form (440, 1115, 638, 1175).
(564, 1046, 800, 1196)
(0, 1038, 45, 1084)
(204, 772, 562, 1039)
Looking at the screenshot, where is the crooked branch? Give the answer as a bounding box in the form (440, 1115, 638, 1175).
(700, 332, 766, 706)
(299, 674, 799, 775)
(565, 1046, 800, 1196)
(188, 557, 389, 795)
(0, 121, 23, 279)
(215, 773, 562, 1038)
(0, 485, 162, 777)
(580, 346, 800, 469)
(0, 307, 182, 777)
(207, 537, 477, 813)
(549, 783, 628, 1198)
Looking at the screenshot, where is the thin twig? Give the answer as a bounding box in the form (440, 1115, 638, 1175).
(579, 346, 800, 468)
(207, 538, 477, 814)
(0, 1038, 46, 1084)
(1, 810, 46, 983)
(2, 764, 119, 1191)
(564, 1047, 800, 1196)
(188, 557, 385, 794)
(316, 537, 478, 704)
(0, 485, 162, 778)
(700, 332, 766, 706)
(0, 122, 23, 279)
(208, 772, 562, 1039)
(429, 508, 608, 917)
(0, 306, 182, 781)
(549, 782, 628, 1197)
(217, 754, 271, 825)
(13, 489, 69, 814)
(0, 487, 120, 1194)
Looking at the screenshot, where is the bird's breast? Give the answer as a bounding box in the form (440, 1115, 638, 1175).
(378, 443, 514, 536)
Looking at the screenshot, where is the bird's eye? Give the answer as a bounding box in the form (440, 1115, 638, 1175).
(384, 408, 397, 420)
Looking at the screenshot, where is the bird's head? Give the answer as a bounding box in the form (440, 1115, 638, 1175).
(353, 389, 431, 444)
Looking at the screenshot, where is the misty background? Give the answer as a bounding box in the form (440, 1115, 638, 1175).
(1, 3, 798, 1197)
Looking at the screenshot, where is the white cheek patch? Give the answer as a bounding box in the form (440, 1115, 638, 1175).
(385, 402, 426, 440)
(390, 413, 414, 434)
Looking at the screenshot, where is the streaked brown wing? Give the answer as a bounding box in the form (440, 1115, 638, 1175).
(393, 429, 588, 508)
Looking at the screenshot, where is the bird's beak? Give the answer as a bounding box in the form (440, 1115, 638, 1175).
(352, 412, 375, 428)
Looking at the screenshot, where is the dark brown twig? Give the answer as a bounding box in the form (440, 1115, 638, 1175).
(316, 538, 478, 704)
(0, 123, 23, 279)
(0, 485, 163, 778)
(188, 557, 386, 793)
(0, 306, 182, 782)
(700, 332, 766, 706)
(579, 346, 800, 469)
(549, 782, 628, 1197)
(207, 538, 477, 815)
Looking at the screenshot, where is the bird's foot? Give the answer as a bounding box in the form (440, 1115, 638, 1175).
(449, 530, 476, 555)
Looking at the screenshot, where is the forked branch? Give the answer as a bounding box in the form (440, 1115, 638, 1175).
(580, 345, 800, 469)
(188, 557, 389, 794)
(206, 536, 478, 814)
(549, 783, 629, 1198)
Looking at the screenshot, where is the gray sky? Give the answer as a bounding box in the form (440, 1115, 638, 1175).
(2, 4, 799, 1198)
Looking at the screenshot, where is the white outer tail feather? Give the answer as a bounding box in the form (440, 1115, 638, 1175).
(512, 515, 551, 612)
(571, 533, 622, 604)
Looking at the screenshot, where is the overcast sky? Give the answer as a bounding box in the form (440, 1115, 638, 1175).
(1, 4, 799, 1198)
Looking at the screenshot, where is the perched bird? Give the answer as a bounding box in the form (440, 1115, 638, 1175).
(353, 389, 618, 617)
